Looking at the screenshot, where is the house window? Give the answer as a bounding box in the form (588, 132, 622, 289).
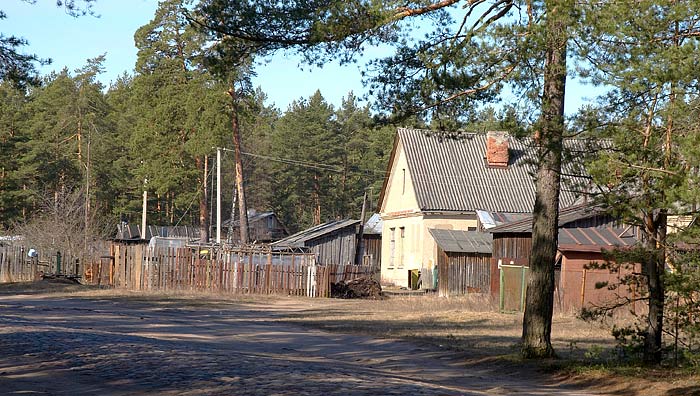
(468, 226, 477, 231)
(389, 227, 395, 269)
(397, 227, 405, 269)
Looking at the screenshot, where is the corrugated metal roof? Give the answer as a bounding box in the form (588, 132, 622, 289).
(429, 229, 493, 254)
(363, 213, 383, 235)
(488, 204, 604, 234)
(558, 227, 638, 252)
(271, 219, 360, 249)
(486, 204, 639, 251)
(222, 211, 275, 227)
(115, 224, 200, 241)
(396, 128, 587, 213)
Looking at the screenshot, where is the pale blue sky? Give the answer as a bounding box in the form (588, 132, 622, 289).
(3, 1, 595, 114)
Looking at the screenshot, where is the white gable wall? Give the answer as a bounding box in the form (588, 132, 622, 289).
(379, 140, 478, 288)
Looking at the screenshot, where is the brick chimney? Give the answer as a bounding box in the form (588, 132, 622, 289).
(486, 131, 509, 168)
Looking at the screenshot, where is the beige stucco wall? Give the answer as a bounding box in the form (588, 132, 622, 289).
(379, 141, 478, 288)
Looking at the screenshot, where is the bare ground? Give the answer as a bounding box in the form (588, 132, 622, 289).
(0, 280, 697, 395)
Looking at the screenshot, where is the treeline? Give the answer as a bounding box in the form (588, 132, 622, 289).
(0, 68, 401, 237)
(0, 2, 400, 236)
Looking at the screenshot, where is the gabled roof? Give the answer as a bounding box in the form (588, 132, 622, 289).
(379, 128, 588, 214)
(429, 229, 493, 254)
(271, 219, 360, 249)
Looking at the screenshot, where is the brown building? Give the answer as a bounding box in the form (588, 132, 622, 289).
(489, 205, 640, 312)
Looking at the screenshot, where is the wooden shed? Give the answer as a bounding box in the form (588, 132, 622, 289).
(225, 210, 289, 243)
(361, 214, 382, 274)
(430, 229, 492, 296)
(271, 220, 361, 265)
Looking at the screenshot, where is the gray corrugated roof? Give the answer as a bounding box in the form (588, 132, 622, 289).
(115, 224, 200, 241)
(558, 227, 637, 252)
(488, 204, 604, 234)
(222, 211, 275, 227)
(363, 213, 383, 235)
(271, 219, 360, 249)
(397, 128, 587, 213)
(429, 229, 493, 254)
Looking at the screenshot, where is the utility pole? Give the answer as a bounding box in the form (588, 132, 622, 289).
(216, 147, 222, 244)
(354, 191, 368, 265)
(228, 86, 249, 244)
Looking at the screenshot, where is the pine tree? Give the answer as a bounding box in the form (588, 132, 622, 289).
(0, 82, 30, 227)
(132, 0, 228, 239)
(577, 1, 700, 364)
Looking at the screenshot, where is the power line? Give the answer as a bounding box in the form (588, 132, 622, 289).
(217, 147, 388, 176)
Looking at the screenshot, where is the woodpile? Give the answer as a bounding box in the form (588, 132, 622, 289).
(330, 277, 382, 299)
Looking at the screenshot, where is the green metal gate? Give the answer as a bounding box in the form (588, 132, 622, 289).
(499, 264, 529, 312)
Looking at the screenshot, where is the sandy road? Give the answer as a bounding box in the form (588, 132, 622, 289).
(0, 292, 602, 395)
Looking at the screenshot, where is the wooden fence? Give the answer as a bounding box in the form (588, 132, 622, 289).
(0, 245, 38, 282)
(84, 243, 373, 297)
(0, 242, 106, 282)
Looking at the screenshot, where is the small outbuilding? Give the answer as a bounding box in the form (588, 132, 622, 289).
(225, 210, 289, 243)
(430, 229, 493, 296)
(271, 219, 361, 265)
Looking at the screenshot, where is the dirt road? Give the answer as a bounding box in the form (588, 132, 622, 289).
(0, 291, 600, 395)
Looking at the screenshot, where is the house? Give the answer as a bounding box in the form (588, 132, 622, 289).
(271, 219, 360, 265)
(377, 128, 586, 288)
(225, 209, 289, 243)
(489, 204, 640, 312)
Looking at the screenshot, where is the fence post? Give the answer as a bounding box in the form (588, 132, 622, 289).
(580, 268, 587, 309)
(520, 265, 527, 312)
(499, 264, 504, 312)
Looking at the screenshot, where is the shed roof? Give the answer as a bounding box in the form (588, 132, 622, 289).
(488, 204, 639, 252)
(558, 227, 637, 252)
(222, 211, 276, 227)
(363, 213, 383, 235)
(271, 219, 360, 249)
(429, 229, 493, 254)
(115, 224, 200, 241)
(379, 128, 590, 213)
(488, 204, 604, 234)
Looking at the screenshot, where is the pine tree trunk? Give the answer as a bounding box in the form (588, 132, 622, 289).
(228, 87, 249, 244)
(642, 211, 666, 364)
(521, 0, 568, 359)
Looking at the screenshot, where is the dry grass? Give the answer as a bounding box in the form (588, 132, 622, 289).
(272, 294, 617, 360)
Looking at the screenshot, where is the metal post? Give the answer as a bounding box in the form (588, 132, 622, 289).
(141, 178, 148, 240)
(216, 148, 222, 244)
(499, 260, 504, 312)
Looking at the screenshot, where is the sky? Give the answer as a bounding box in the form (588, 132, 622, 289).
(2, 1, 595, 115)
